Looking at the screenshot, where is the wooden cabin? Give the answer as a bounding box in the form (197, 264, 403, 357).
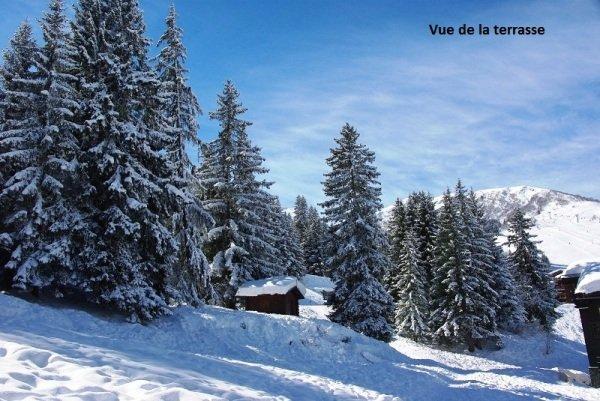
(235, 276, 306, 316)
(554, 261, 591, 303)
(573, 262, 600, 388)
(556, 274, 581, 303)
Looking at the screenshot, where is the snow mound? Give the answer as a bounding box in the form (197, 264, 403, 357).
(236, 276, 306, 297)
(1, 295, 599, 400)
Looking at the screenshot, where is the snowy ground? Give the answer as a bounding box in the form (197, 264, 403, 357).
(1, 288, 598, 400)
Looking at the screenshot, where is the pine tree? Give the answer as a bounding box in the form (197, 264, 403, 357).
(430, 187, 495, 351)
(414, 191, 437, 286)
(199, 81, 281, 307)
(394, 229, 430, 341)
(479, 212, 527, 332)
(233, 125, 281, 279)
(0, 21, 44, 289)
(12, 0, 85, 293)
(156, 4, 212, 303)
(384, 198, 406, 301)
(404, 193, 419, 231)
(506, 209, 558, 331)
(197, 81, 247, 307)
(456, 182, 498, 338)
(293, 195, 309, 243)
(70, 0, 180, 320)
(321, 123, 394, 341)
(303, 206, 326, 275)
(271, 201, 305, 277)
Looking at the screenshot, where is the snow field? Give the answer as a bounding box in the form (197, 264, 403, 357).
(1, 293, 599, 400)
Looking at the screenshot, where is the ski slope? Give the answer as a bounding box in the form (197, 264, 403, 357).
(1, 292, 598, 400)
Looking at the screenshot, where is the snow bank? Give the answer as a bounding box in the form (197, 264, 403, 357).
(575, 262, 600, 295)
(236, 276, 306, 297)
(1, 294, 599, 400)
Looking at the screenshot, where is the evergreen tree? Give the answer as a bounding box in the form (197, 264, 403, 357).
(430, 188, 495, 351)
(455, 182, 498, 338)
(414, 191, 437, 286)
(70, 0, 180, 320)
(0, 22, 44, 289)
(199, 81, 282, 306)
(480, 211, 527, 332)
(233, 125, 281, 279)
(271, 201, 305, 277)
(384, 198, 406, 301)
(394, 229, 430, 341)
(404, 193, 419, 231)
(12, 0, 85, 293)
(506, 209, 558, 331)
(321, 123, 394, 341)
(156, 4, 212, 303)
(303, 206, 326, 275)
(198, 81, 251, 307)
(293, 195, 309, 242)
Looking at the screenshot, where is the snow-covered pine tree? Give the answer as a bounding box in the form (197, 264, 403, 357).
(155, 4, 212, 304)
(414, 191, 437, 286)
(404, 192, 419, 231)
(232, 125, 282, 279)
(506, 209, 558, 331)
(197, 81, 248, 307)
(271, 200, 305, 277)
(70, 0, 180, 321)
(303, 206, 326, 276)
(477, 203, 527, 332)
(0, 21, 44, 289)
(321, 123, 394, 341)
(430, 187, 495, 351)
(455, 182, 498, 338)
(9, 0, 85, 293)
(293, 195, 309, 243)
(394, 229, 430, 341)
(384, 198, 406, 301)
(199, 81, 281, 306)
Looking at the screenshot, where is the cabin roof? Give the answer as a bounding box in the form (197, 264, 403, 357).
(236, 276, 306, 298)
(560, 260, 598, 278)
(575, 261, 600, 295)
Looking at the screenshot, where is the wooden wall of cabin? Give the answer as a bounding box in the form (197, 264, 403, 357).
(575, 298, 600, 387)
(242, 293, 300, 316)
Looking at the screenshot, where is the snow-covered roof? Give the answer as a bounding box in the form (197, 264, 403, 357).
(236, 276, 306, 298)
(575, 262, 600, 295)
(560, 260, 597, 278)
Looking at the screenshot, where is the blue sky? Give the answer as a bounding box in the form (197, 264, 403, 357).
(2, 0, 599, 207)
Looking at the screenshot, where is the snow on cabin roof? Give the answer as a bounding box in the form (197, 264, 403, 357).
(575, 262, 600, 295)
(236, 276, 306, 298)
(561, 260, 598, 278)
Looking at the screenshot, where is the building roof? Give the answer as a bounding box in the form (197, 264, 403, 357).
(236, 276, 306, 298)
(575, 262, 600, 295)
(560, 260, 597, 278)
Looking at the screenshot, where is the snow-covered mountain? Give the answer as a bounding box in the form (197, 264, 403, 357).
(385, 186, 600, 265)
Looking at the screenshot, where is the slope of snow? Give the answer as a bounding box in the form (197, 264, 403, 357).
(384, 186, 600, 265)
(1, 294, 598, 400)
